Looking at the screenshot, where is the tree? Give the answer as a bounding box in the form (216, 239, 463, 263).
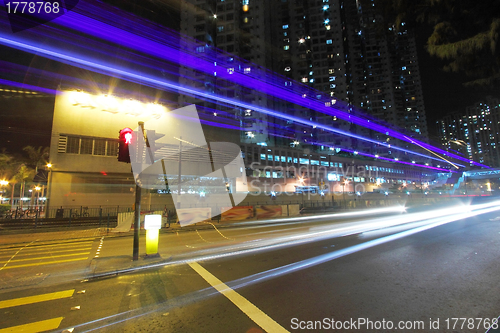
(0, 151, 16, 206)
(365, 0, 500, 86)
(14, 164, 36, 209)
(22, 146, 49, 175)
(0, 153, 12, 177)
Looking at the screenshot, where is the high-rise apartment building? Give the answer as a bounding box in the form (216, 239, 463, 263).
(438, 96, 500, 167)
(178, 0, 429, 160)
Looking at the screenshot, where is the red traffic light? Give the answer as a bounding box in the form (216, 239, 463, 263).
(118, 128, 134, 163)
(120, 128, 133, 140)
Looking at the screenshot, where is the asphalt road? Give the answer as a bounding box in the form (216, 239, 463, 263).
(1, 202, 500, 333)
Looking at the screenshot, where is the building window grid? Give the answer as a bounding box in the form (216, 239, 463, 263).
(248, 145, 421, 181)
(63, 135, 118, 157)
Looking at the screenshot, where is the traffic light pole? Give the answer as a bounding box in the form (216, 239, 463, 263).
(132, 121, 145, 261)
(133, 182, 141, 261)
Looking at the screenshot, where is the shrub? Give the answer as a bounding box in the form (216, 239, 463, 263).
(0, 204, 11, 214)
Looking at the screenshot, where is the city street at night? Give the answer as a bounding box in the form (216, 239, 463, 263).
(0, 0, 499, 332)
(1, 202, 500, 332)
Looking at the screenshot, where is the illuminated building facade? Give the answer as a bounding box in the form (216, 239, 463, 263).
(179, 0, 429, 160)
(46, 89, 164, 210)
(438, 96, 500, 167)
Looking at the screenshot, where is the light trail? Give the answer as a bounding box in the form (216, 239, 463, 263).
(62, 200, 500, 332)
(224, 202, 500, 291)
(0, 61, 465, 171)
(0, 34, 471, 171)
(0, 59, 456, 170)
(0, 0, 486, 168)
(86, 201, 498, 280)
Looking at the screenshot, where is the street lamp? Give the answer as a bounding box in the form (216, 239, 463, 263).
(298, 176, 306, 206)
(35, 186, 41, 210)
(343, 179, 349, 209)
(0, 180, 8, 204)
(45, 163, 52, 215)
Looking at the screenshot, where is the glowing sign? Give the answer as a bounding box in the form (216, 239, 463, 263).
(68, 91, 166, 119)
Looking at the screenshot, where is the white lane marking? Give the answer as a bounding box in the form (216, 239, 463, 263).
(188, 261, 289, 333)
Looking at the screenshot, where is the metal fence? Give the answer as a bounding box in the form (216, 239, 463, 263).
(1, 196, 445, 221)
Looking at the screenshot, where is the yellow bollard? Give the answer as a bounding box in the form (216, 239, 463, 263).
(144, 214, 162, 256)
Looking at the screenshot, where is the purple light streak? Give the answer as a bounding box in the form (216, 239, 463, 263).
(33, 2, 482, 167)
(0, 1, 486, 168)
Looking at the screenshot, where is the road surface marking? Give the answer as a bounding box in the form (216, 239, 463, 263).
(188, 262, 289, 333)
(20, 242, 93, 250)
(2, 257, 88, 269)
(0, 247, 92, 258)
(0, 289, 74, 309)
(0, 317, 64, 333)
(0, 241, 93, 253)
(0, 242, 34, 272)
(0, 252, 90, 263)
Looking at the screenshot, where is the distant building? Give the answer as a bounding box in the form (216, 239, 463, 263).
(437, 96, 500, 167)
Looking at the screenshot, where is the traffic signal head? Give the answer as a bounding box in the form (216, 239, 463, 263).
(118, 128, 133, 163)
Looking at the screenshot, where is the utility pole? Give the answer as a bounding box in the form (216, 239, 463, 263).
(177, 136, 182, 209)
(133, 182, 141, 261)
(133, 121, 145, 261)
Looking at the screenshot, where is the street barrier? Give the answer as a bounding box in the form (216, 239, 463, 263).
(256, 205, 282, 218)
(221, 206, 254, 221)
